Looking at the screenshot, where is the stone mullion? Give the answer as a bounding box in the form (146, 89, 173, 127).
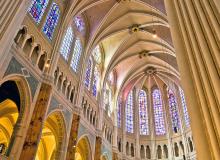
(35, 50, 44, 67)
(148, 86, 155, 159)
(67, 38, 77, 67)
(121, 99, 126, 156)
(28, 43, 37, 58)
(19, 83, 52, 159)
(38, 0, 53, 30)
(133, 88, 140, 158)
(65, 113, 80, 160)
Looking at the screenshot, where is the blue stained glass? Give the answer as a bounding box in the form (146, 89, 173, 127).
(84, 58, 92, 89)
(139, 90, 149, 135)
(42, 2, 60, 40)
(126, 90, 134, 133)
(28, 0, 49, 24)
(152, 89, 166, 135)
(168, 89, 180, 133)
(92, 66, 100, 97)
(74, 15, 85, 32)
(70, 38, 82, 72)
(60, 27, 74, 61)
(117, 96, 122, 128)
(179, 87, 190, 128)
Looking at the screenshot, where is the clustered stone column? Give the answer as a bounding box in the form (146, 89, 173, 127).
(164, 0, 220, 159)
(66, 113, 80, 160)
(19, 83, 52, 160)
(94, 136, 102, 160)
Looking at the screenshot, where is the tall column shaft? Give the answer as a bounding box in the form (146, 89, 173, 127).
(66, 113, 80, 160)
(164, 0, 220, 159)
(94, 136, 102, 160)
(19, 83, 52, 159)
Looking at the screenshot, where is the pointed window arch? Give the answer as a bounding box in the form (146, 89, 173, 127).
(42, 2, 60, 40)
(28, 0, 49, 24)
(126, 90, 134, 133)
(179, 87, 190, 127)
(168, 89, 180, 133)
(152, 88, 166, 135)
(59, 27, 74, 61)
(70, 38, 82, 72)
(92, 66, 100, 97)
(84, 58, 92, 89)
(139, 90, 149, 135)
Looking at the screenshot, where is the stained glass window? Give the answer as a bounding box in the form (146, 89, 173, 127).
(84, 58, 92, 89)
(92, 45, 101, 64)
(70, 38, 82, 72)
(168, 89, 180, 133)
(92, 66, 100, 97)
(126, 90, 134, 133)
(139, 90, 149, 135)
(28, 0, 49, 24)
(179, 87, 190, 128)
(42, 2, 60, 40)
(60, 27, 74, 61)
(152, 89, 166, 135)
(74, 15, 85, 32)
(117, 96, 122, 128)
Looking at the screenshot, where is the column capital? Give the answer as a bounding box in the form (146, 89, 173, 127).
(72, 105, 82, 115)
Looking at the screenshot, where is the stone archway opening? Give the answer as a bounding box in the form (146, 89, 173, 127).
(0, 81, 21, 156)
(75, 136, 91, 160)
(36, 111, 65, 160)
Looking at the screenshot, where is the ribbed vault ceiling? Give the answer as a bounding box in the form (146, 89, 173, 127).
(65, 0, 180, 96)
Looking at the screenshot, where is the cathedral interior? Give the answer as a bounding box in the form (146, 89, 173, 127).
(0, 0, 219, 160)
